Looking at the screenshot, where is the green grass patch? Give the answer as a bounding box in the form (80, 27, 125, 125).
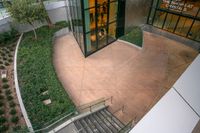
(17, 21, 75, 129)
(119, 26, 143, 47)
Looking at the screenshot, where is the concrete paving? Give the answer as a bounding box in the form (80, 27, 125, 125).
(53, 32, 198, 124)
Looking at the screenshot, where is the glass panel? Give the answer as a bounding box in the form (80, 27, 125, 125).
(97, 0, 107, 6)
(108, 22, 117, 43)
(181, 0, 199, 17)
(153, 11, 167, 28)
(188, 20, 200, 42)
(85, 31, 98, 54)
(84, 8, 96, 33)
(163, 13, 179, 32)
(175, 17, 193, 36)
(96, 3, 108, 28)
(84, 0, 95, 9)
(109, 2, 118, 22)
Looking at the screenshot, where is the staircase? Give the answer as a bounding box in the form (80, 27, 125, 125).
(74, 108, 125, 133)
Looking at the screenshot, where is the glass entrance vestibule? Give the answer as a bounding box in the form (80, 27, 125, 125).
(148, 0, 200, 42)
(69, 0, 125, 57)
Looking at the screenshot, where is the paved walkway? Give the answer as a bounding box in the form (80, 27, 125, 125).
(53, 32, 198, 124)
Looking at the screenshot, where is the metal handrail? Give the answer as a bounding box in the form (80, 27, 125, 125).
(77, 96, 113, 113)
(34, 110, 76, 133)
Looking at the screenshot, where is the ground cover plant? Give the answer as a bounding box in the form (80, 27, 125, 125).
(17, 21, 75, 129)
(120, 26, 143, 47)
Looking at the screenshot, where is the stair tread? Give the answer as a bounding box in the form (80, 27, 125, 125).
(88, 115, 106, 133)
(74, 120, 87, 133)
(84, 117, 100, 133)
(80, 119, 93, 133)
(93, 113, 113, 133)
(97, 111, 118, 132)
(104, 109, 125, 128)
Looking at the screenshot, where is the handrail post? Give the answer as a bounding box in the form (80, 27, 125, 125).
(122, 105, 125, 113)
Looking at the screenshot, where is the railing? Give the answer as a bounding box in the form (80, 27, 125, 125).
(77, 96, 113, 113)
(34, 108, 76, 133)
(34, 97, 113, 133)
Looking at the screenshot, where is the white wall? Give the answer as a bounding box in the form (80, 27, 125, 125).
(130, 55, 200, 133)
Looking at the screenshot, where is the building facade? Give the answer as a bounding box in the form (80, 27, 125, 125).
(68, 0, 125, 57)
(148, 0, 200, 42)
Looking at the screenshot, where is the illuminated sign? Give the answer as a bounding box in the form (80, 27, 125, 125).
(162, 0, 194, 11)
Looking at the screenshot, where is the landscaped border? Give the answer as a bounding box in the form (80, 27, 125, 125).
(17, 22, 75, 130)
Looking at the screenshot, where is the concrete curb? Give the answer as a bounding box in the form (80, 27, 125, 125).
(14, 34, 34, 132)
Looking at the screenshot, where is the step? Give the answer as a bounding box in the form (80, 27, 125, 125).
(84, 117, 100, 133)
(96, 111, 118, 132)
(79, 119, 93, 133)
(88, 115, 106, 133)
(74, 120, 87, 133)
(104, 109, 125, 128)
(100, 109, 122, 131)
(92, 113, 113, 133)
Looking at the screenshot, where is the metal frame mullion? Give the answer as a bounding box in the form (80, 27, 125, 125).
(95, 0, 99, 50)
(152, 0, 161, 25)
(186, 8, 200, 37)
(106, 0, 110, 44)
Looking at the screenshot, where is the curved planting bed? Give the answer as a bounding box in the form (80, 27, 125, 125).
(17, 22, 75, 129)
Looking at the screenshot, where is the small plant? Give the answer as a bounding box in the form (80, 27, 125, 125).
(8, 54, 13, 57)
(0, 102, 3, 107)
(11, 116, 19, 124)
(5, 90, 11, 95)
(2, 84, 9, 89)
(0, 125, 9, 132)
(10, 108, 17, 115)
(8, 59, 13, 62)
(0, 95, 4, 100)
(2, 78, 8, 83)
(0, 108, 4, 115)
(9, 101, 16, 108)
(0, 116, 7, 124)
(4, 62, 10, 66)
(0, 65, 5, 69)
(7, 95, 13, 101)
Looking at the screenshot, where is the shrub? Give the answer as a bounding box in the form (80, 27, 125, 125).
(4, 62, 9, 66)
(0, 116, 7, 124)
(0, 95, 4, 100)
(0, 65, 5, 69)
(10, 108, 17, 115)
(0, 28, 18, 46)
(8, 59, 13, 62)
(0, 108, 4, 115)
(2, 78, 8, 83)
(0, 102, 3, 107)
(2, 84, 9, 89)
(7, 95, 13, 101)
(9, 101, 16, 108)
(5, 90, 11, 95)
(0, 125, 9, 132)
(11, 116, 19, 124)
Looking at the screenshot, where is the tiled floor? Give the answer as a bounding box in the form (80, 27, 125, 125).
(53, 31, 198, 124)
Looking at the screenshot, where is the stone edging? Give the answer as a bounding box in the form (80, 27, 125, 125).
(117, 39, 143, 50)
(14, 34, 34, 132)
(117, 30, 144, 50)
